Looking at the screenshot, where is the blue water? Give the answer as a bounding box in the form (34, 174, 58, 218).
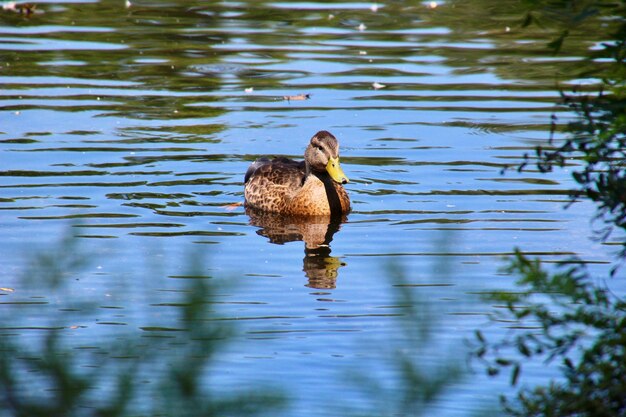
(0, 1, 617, 415)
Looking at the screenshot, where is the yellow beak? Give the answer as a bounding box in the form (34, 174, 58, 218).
(326, 157, 349, 184)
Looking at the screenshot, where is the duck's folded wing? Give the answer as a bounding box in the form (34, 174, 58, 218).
(245, 157, 306, 187)
(244, 157, 270, 184)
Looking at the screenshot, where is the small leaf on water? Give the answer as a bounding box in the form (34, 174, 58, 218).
(518, 341, 531, 357)
(511, 364, 521, 386)
(521, 12, 533, 28)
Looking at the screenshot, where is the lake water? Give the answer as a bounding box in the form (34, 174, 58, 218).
(0, 1, 618, 416)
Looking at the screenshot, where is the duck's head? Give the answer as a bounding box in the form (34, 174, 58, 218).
(304, 130, 349, 184)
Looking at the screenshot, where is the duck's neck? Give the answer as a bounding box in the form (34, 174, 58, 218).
(304, 160, 344, 217)
(314, 170, 343, 217)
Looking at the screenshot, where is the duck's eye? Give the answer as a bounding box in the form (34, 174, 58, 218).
(316, 145, 323, 151)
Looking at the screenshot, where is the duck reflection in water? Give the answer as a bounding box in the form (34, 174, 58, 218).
(243, 130, 351, 289)
(246, 209, 347, 289)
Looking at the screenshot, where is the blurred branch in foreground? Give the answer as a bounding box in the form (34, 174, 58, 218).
(0, 232, 284, 417)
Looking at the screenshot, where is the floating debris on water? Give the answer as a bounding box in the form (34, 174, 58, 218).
(283, 93, 311, 101)
(2, 2, 38, 16)
(224, 202, 243, 211)
(372, 82, 386, 90)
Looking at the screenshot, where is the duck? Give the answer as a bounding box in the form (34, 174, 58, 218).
(244, 130, 351, 216)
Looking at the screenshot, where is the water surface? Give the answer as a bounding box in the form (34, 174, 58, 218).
(0, 1, 617, 415)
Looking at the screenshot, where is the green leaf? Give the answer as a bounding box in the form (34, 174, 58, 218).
(511, 364, 521, 386)
(547, 30, 570, 56)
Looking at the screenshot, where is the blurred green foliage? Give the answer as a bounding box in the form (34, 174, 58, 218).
(350, 261, 466, 417)
(474, 250, 626, 416)
(474, 1, 626, 416)
(0, 235, 467, 417)
(517, 0, 626, 258)
(0, 238, 284, 417)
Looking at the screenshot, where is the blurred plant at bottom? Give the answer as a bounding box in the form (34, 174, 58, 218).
(345, 260, 474, 417)
(0, 236, 284, 417)
(471, 3, 626, 415)
(472, 250, 626, 417)
(0, 230, 483, 417)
